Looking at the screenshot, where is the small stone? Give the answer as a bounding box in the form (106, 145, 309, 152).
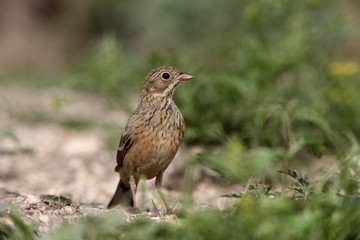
(164, 214, 177, 224)
(64, 206, 74, 215)
(39, 214, 49, 223)
(79, 207, 102, 216)
(26, 194, 40, 204)
(0, 203, 10, 214)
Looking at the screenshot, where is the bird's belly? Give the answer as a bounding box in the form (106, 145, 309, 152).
(121, 124, 183, 181)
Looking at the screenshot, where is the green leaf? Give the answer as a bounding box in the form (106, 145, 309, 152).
(247, 147, 277, 176)
(293, 108, 334, 139)
(287, 138, 306, 158)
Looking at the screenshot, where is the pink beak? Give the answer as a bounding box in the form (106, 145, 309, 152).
(176, 73, 194, 81)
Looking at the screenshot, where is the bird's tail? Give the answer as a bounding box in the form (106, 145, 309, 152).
(107, 180, 133, 209)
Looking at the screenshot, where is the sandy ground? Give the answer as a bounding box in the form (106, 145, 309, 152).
(0, 86, 238, 232)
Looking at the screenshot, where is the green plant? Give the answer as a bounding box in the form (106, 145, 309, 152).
(65, 34, 138, 102)
(0, 206, 37, 240)
(40, 147, 360, 239)
(278, 169, 312, 199)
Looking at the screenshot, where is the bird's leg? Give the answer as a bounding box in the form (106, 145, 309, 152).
(155, 172, 163, 187)
(155, 173, 171, 213)
(129, 175, 138, 213)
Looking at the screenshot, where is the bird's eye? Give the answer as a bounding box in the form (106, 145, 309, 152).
(162, 72, 170, 79)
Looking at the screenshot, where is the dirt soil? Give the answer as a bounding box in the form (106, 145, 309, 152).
(0, 86, 238, 233)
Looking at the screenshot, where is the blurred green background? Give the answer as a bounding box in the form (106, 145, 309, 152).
(1, 0, 359, 149)
(1, 0, 360, 238)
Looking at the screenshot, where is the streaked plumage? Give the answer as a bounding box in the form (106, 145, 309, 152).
(107, 66, 193, 210)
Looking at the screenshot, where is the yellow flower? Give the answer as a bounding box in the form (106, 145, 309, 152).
(329, 62, 359, 76)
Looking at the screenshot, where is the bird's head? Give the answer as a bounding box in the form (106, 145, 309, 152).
(141, 66, 193, 99)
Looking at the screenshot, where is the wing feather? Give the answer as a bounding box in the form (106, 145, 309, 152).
(115, 133, 133, 172)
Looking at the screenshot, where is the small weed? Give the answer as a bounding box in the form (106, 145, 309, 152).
(0, 206, 37, 240)
(278, 168, 312, 199)
(40, 195, 72, 207)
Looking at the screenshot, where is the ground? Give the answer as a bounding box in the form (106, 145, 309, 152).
(0, 85, 238, 233)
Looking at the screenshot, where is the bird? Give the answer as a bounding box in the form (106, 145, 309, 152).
(107, 66, 193, 210)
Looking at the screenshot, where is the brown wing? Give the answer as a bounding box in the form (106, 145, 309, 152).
(115, 133, 133, 172)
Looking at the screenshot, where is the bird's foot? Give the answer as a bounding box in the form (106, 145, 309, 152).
(129, 206, 140, 214)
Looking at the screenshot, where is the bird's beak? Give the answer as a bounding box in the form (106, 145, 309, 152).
(176, 72, 194, 81)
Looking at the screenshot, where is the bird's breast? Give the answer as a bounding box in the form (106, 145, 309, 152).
(121, 101, 185, 180)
